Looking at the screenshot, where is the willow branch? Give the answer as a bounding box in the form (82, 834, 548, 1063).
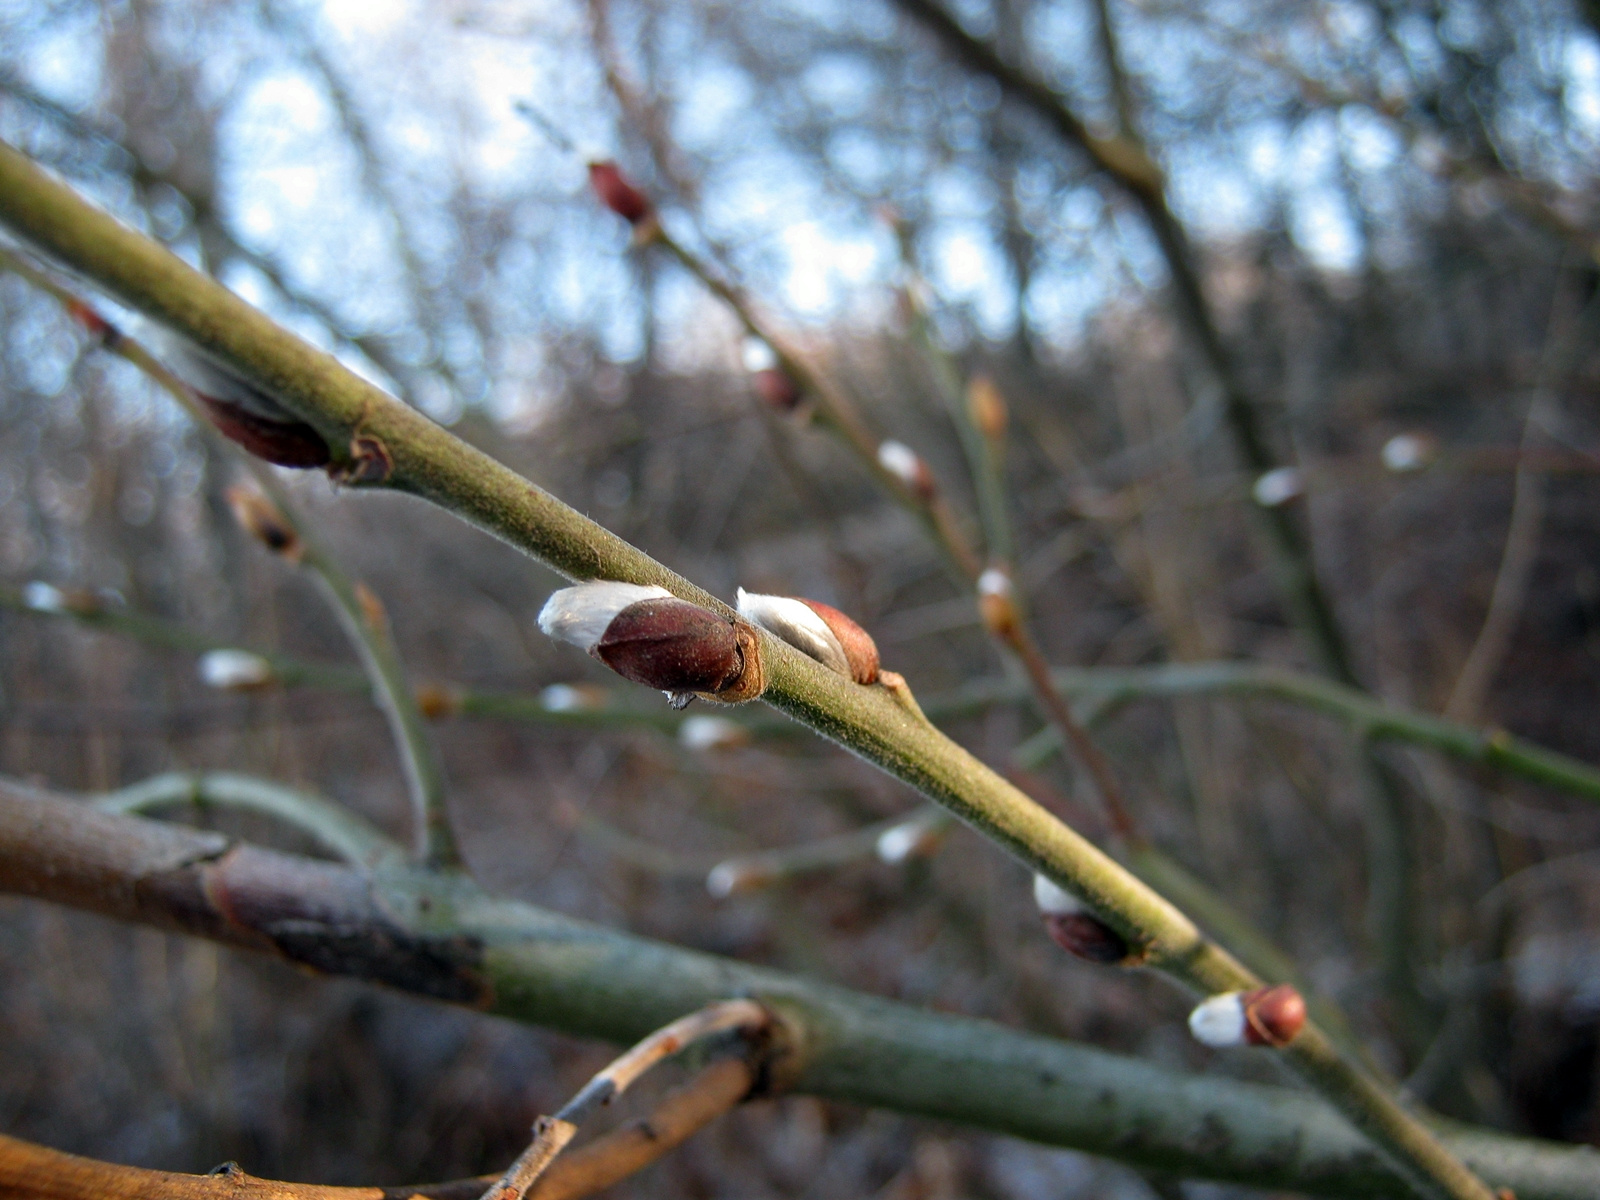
(0, 245, 459, 868)
(90, 770, 402, 867)
(0, 141, 1496, 1200)
(1, 784, 1594, 1199)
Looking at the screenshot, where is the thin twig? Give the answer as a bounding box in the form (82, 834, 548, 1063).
(0, 246, 460, 868)
(477, 1000, 768, 1200)
(89, 770, 402, 867)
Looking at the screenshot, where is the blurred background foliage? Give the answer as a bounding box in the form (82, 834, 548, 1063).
(2, 0, 1600, 1195)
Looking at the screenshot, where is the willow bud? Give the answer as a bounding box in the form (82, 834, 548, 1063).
(977, 567, 1020, 640)
(148, 329, 330, 469)
(198, 648, 275, 691)
(875, 813, 946, 864)
(877, 440, 936, 501)
(1032, 874, 1132, 965)
(736, 589, 880, 684)
(966, 374, 1007, 442)
(1381, 432, 1436, 473)
(1188, 984, 1307, 1048)
(1252, 466, 1303, 508)
(678, 714, 751, 751)
(587, 161, 655, 226)
(539, 582, 764, 707)
(753, 368, 802, 412)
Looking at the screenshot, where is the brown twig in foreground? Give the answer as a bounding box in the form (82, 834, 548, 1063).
(0, 1054, 756, 1200)
(478, 1000, 769, 1200)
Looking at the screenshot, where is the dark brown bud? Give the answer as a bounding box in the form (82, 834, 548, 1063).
(197, 393, 332, 468)
(588, 161, 654, 225)
(540, 583, 764, 707)
(753, 367, 802, 412)
(1241, 984, 1307, 1047)
(225, 487, 301, 558)
(1042, 912, 1131, 965)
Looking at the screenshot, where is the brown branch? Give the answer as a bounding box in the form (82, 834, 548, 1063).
(0, 1055, 754, 1200)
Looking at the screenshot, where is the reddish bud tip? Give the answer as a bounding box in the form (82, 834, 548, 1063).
(1241, 984, 1307, 1047)
(753, 367, 802, 412)
(197, 393, 332, 469)
(797, 597, 880, 684)
(1042, 912, 1131, 965)
(966, 374, 1007, 441)
(588, 161, 654, 225)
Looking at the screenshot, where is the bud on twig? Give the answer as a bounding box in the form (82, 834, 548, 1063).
(877, 440, 936, 501)
(1188, 984, 1307, 1048)
(1381, 432, 1437, 473)
(587, 161, 655, 228)
(966, 374, 1007, 442)
(753, 368, 802, 412)
(1032, 874, 1133, 965)
(539, 582, 765, 708)
(197, 648, 275, 691)
(225, 486, 301, 559)
(678, 714, 751, 751)
(149, 329, 330, 469)
(705, 859, 776, 899)
(539, 683, 608, 712)
(736, 589, 880, 684)
(414, 683, 463, 720)
(977, 567, 1020, 641)
(875, 813, 947, 864)
(1252, 466, 1304, 508)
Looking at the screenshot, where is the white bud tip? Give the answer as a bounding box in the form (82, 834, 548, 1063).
(1252, 467, 1303, 508)
(678, 714, 745, 751)
(538, 683, 587, 712)
(198, 649, 274, 691)
(538, 582, 673, 650)
(706, 861, 744, 899)
(22, 581, 67, 613)
(740, 337, 777, 373)
(1032, 873, 1083, 916)
(1188, 991, 1248, 1047)
(977, 567, 1012, 598)
(875, 820, 932, 864)
(877, 439, 921, 486)
(144, 324, 288, 420)
(1381, 434, 1431, 473)
(736, 588, 850, 677)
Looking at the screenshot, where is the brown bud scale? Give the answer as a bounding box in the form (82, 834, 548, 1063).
(1043, 912, 1132, 965)
(588, 161, 654, 225)
(595, 599, 764, 704)
(226, 487, 300, 559)
(797, 598, 880, 685)
(197, 394, 331, 468)
(753, 368, 802, 412)
(1241, 984, 1307, 1047)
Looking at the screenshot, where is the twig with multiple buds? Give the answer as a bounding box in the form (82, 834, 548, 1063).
(0, 138, 1500, 1200)
(478, 1000, 769, 1200)
(0, 244, 458, 869)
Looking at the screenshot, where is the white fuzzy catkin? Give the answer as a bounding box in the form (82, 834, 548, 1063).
(1251, 467, 1303, 508)
(977, 567, 1012, 598)
(21, 581, 67, 613)
(876, 440, 921, 487)
(875, 817, 939, 864)
(735, 588, 850, 676)
(538, 582, 673, 651)
(198, 649, 274, 691)
(1032, 873, 1085, 916)
(677, 714, 745, 751)
(1381, 433, 1431, 473)
(1187, 992, 1248, 1047)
